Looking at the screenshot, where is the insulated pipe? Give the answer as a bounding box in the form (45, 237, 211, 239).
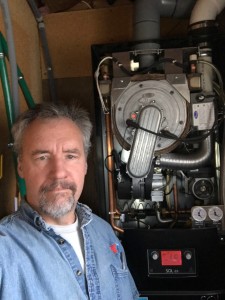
(0, 0, 19, 118)
(190, 0, 225, 24)
(133, 0, 196, 68)
(155, 134, 213, 170)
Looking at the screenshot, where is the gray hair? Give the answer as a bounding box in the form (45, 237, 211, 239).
(11, 103, 93, 157)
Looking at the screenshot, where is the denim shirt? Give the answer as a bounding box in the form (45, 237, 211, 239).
(0, 201, 139, 300)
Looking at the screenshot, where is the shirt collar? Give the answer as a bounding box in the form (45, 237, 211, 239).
(19, 199, 93, 231)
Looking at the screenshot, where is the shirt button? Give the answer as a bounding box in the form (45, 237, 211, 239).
(76, 270, 82, 276)
(36, 219, 41, 226)
(57, 238, 65, 245)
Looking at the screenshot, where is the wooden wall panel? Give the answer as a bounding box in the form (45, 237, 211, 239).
(43, 5, 190, 78)
(43, 5, 133, 78)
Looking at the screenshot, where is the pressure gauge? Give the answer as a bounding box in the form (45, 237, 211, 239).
(208, 206, 223, 222)
(191, 206, 207, 222)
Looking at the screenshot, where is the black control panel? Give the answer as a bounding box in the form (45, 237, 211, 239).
(122, 228, 225, 298)
(147, 248, 196, 277)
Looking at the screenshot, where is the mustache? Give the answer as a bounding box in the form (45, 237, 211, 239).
(39, 180, 77, 194)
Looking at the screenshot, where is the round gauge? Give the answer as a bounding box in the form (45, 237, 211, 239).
(208, 206, 223, 222)
(191, 206, 207, 222)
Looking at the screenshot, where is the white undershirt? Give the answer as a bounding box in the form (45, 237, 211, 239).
(51, 218, 85, 271)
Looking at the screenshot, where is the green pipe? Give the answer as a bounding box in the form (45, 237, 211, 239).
(18, 70, 36, 109)
(0, 32, 35, 108)
(17, 172, 26, 197)
(0, 37, 15, 130)
(0, 33, 28, 197)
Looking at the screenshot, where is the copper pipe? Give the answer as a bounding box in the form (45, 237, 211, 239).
(105, 113, 124, 233)
(173, 183, 178, 220)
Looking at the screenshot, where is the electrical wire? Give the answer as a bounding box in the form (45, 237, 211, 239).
(113, 56, 185, 76)
(137, 57, 185, 74)
(95, 56, 225, 133)
(94, 56, 113, 114)
(126, 118, 219, 144)
(95, 54, 186, 114)
(197, 59, 225, 104)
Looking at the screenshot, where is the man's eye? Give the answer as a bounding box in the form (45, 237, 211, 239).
(37, 155, 48, 161)
(67, 154, 77, 159)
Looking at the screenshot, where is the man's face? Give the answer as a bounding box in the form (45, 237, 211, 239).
(17, 117, 88, 225)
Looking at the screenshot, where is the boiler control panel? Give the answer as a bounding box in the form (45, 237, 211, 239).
(147, 248, 196, 277)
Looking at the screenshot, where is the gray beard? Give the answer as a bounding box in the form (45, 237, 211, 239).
(39, 180, 77, 219)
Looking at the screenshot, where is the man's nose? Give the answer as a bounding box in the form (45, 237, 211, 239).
(49, 158, 67, 179)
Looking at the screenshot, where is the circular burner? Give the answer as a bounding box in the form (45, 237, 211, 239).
(112, 79, 189, 153)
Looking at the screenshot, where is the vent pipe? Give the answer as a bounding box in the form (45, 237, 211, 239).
(133, 0, 196, 69)
(190, 0, 225, 25)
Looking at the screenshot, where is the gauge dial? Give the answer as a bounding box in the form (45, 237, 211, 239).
(208, 206, 223, 222)
(191, 206, 207, 222)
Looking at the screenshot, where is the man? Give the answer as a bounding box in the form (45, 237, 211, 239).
(0, 103, 139, 300)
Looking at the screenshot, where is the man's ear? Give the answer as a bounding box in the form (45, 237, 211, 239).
(17, 158, 24, 178)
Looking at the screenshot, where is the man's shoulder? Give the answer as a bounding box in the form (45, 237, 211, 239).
(0, 213, 14, 227)
(0, 224, 14, 256)
(0, 210, 29, 238)
(77, 202, 115, 232)
(91, 212, 111, 226)
(0, 211, 20, 227)
(89, 212, 118, 240)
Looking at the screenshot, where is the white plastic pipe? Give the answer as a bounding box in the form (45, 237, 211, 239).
(190, 0, 225, 24)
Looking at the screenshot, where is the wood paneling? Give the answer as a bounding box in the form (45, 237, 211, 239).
(42, 4, 190, 78)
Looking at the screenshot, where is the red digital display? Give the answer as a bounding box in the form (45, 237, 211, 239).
(161, 250, 182, 266)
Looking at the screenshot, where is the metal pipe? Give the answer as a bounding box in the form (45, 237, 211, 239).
(0, 37, 15, 130)
(133, 0, 196, 68)
(173, 183, 178, 221)
(190, 0, 225, 25)
(0, 34, 28, 197)
(156, 134, 212, 170)
(156, 202, 173, 223)
(27, 0, 57, 103)
(105, 113, 124, 233)
(0, 0, 20, 117)
(0, 32, 35, 109)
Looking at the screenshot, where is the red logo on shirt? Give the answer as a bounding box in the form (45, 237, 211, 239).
(110, 244, 118, 254)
